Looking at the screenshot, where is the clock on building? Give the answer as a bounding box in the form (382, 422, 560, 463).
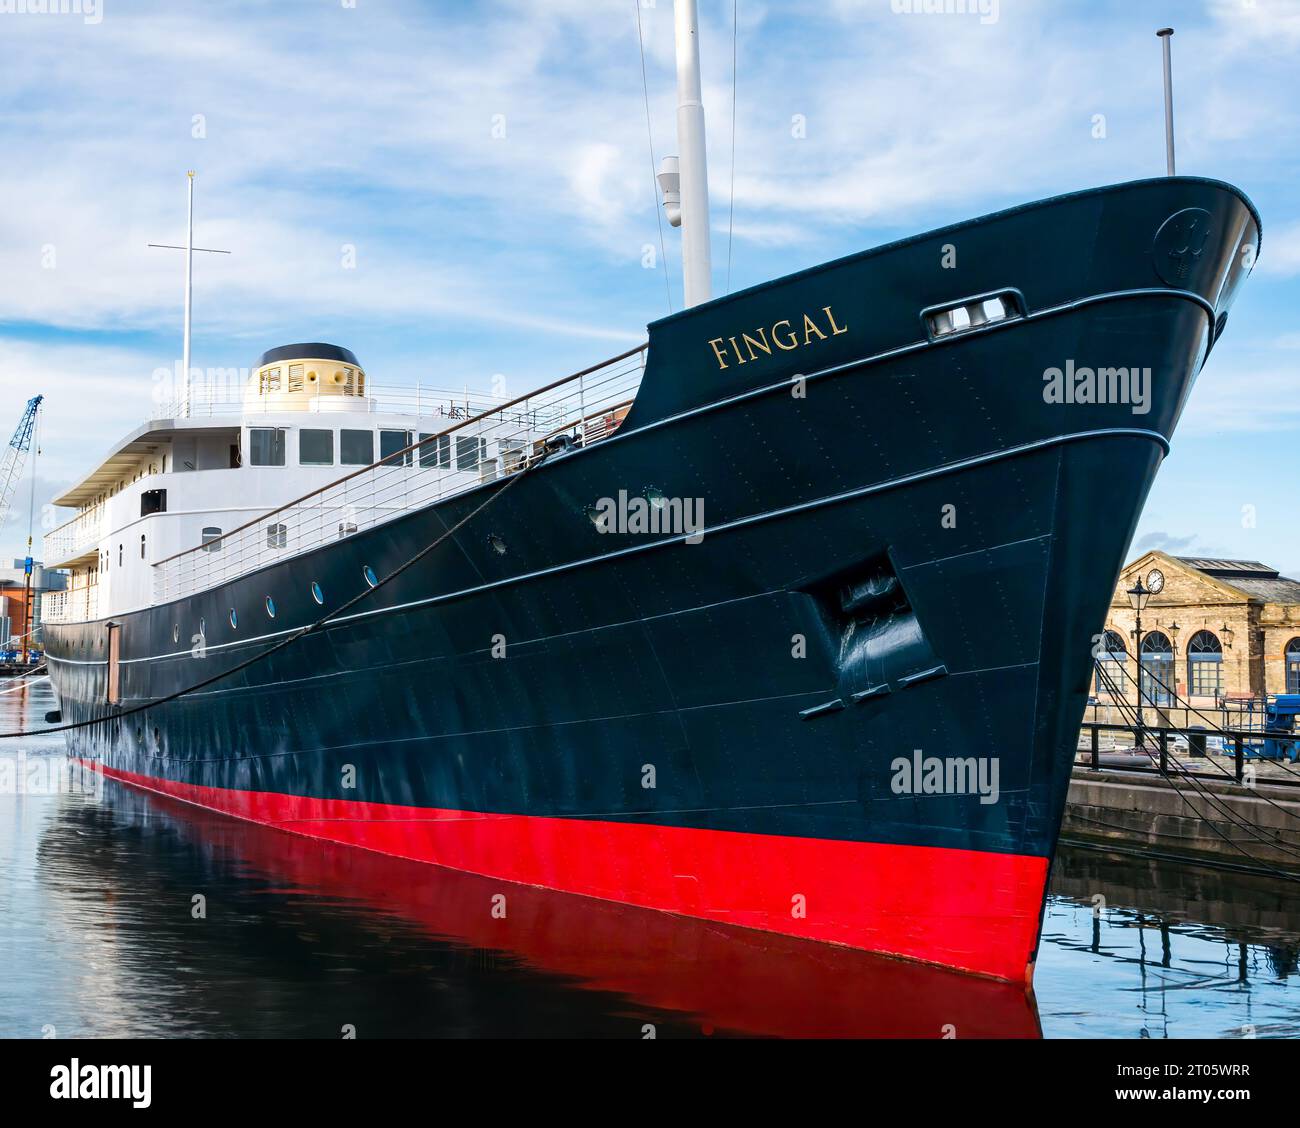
(1146, 569, 1165, 594)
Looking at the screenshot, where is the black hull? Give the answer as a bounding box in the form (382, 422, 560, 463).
(47, 176, 1260, 981)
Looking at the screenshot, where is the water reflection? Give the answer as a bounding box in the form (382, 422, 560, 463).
(4, 678, 1298, 1037)
(1038, 849, 1300, 1038)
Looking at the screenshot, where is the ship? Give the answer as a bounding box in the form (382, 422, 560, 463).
(41, 5, 1260, 985)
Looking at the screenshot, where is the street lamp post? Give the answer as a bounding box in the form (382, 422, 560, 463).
(1128, 578, 1151, 751)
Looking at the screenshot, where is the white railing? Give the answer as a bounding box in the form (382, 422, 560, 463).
(44, 505, 105, 565)
(154, 382, 529, 420)
(151, 346, 648, 604)
(42, 585, 99, 625)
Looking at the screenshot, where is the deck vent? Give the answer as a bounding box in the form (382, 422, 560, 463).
(923, 290, 1023, 341)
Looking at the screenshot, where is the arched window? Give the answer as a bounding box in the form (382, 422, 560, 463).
(1287, 638, 1300, 696)
(1095, 629, 1128, 697)
(1140, 631, 1174, 707)
(1187, 630, 1223, 698)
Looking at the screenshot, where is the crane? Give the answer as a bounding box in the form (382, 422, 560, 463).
(0, 395, 43, 662)
(0, 396, 42, 533)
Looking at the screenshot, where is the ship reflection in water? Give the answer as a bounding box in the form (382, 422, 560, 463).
(2, 684, 1298, 1038)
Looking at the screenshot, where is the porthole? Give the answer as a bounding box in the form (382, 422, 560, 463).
(229, 608, 238, 629)
(311, 581, 324, 605)
(199, 617, 206, 637)
(265, 596, 276, 618)
(487, 534, 507, 556)
(172, 624, 179, 644)
(363, 565, 378, 588)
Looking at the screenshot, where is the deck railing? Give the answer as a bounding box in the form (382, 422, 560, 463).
(150, 345, 647, 605)
(156, 382, 536, 421)
(45, 504, 105, 566)
(42, 585, 99, 625)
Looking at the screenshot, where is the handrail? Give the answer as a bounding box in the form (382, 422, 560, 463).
(152, 343, 647, 570)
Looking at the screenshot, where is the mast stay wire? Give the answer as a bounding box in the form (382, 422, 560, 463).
(635, 0, 674, 315)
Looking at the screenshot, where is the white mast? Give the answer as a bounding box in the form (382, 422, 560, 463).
(1157, 28, 1176, 176)
(658, 0, 712, 308)
(148, 172, 231, 419)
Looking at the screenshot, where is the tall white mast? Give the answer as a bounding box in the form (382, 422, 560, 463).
(658, 0, 712, 309)
(148, 172, 230, 419)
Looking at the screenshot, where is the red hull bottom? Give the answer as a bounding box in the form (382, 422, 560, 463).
(82, 760, 1049, 983)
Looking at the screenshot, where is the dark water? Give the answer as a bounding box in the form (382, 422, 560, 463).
(2, 679, 1298, 1038)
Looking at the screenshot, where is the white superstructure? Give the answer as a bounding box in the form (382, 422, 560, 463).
(43, 343, 645, 623)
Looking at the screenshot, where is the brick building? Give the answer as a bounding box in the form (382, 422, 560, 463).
(0, 561, 67, 651)
(1095, 553, 1300, 723)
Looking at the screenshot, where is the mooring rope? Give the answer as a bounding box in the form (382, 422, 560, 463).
(0, 446, 555, 740)
(1090, 660, 1300, 878)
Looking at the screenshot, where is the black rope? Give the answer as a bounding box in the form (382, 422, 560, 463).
(1090, 658, 1300, 875)
(1, 448, 553, 740)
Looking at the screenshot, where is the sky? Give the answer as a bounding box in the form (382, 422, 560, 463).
(0, 0, 1297, 573)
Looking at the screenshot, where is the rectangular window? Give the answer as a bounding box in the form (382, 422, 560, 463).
(340, 429, 374, 465)
(140, 489, 167, 517)
(418, 433, 439, 469)
(1189, 661, 1222, 698)
(456, 435, 486, 471)
(201, 527, 223, 553)
(249, 427, 286, 466)
(288, 364, 304, 393)
(300, 429, 334, 465)
(380, 429, 413, 466)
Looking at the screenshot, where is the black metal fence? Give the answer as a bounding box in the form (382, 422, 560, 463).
(1078, 722, 1300, 787)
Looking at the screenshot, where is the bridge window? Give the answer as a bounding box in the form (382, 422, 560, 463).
(381, 429, 413, 467)
(1187, 630, 1223, 698)
(201, 527, 223, 553)
(456, 435, 487, 471)
(249, 427, 286, 467)
(419, 433, 451, 469)
(1139, 631, 1174, 708)
(300, 429, 334, 466)
(1287, 638, 1300, 695)
(1095, 630, 1127, 697)
(340, 429, 374, 466)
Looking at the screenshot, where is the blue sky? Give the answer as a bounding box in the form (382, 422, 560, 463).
(0, 0, 1297, 572)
